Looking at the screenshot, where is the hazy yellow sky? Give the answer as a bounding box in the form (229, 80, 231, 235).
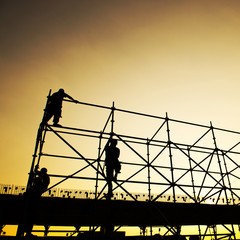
(1, 0, 240, 187)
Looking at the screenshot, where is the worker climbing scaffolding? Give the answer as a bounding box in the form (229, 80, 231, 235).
(29, 165, 50, 197)
(42, 88, 78, 127)
(17, 165, 50, 237)
(25, 166, 50, 237)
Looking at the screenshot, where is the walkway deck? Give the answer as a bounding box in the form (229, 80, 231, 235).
(1, 194, 240, 227)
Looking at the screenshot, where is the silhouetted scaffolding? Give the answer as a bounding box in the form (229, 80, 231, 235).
(21, 90, 240, 238)
(27, 92, 240, 204)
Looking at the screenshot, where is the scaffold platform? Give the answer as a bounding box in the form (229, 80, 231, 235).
(1, 194, 240, 229)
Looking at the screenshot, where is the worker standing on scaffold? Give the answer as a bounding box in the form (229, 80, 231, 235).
(105, 137, 121, 199)
(42, 88, 78, 127)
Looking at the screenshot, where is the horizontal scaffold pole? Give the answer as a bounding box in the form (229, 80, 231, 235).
(64, 99, 240, 135)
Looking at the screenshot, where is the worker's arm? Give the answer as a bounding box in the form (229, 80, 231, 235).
(64, 93, 79, 103)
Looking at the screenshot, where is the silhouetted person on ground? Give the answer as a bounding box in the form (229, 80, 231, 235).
(42, 88, 78, 127)
(24, 165, 50, 237)
(105, 138, 121, 199)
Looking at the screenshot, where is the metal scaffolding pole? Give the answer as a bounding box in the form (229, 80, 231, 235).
(166, 113, 176, 203)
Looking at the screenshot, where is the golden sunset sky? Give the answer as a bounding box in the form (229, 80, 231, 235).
(1, 0, 240, 189)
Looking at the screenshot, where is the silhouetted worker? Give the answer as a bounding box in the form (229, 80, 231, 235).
(105, 138, 121, 199)
(30, 165, 50, 197)
(42, 88, 78, 127)
(24, 165, 50, 237)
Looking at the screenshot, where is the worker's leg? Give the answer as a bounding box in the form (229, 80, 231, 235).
(106, 168, 113, 199)
(53, 109, 62, 126)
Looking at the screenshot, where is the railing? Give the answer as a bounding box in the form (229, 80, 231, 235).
(1, 184, 239, 205)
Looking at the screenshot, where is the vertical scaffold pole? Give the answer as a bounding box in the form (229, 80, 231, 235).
(111, 102, 115, 137)
(198, 225, 202, 239)
(166, 113, 176, 203)
(147, 138, 153, 236)
(26, 89, 51, 192)
(210, 122, 228, 204)
(147, 139, 151, 201)
(221, 151, 234, 203)
(95, 131, 103, 199)
(230, 224, 236, 240)
(188, 147, 197, 202)
(17, 90, 51, 237)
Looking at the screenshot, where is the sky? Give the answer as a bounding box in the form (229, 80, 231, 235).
(1, 0, 240, 191)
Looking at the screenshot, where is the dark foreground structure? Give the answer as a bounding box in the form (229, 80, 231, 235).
(1, 194, 240, 239)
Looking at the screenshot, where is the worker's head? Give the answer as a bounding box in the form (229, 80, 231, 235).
(40, 168, 48, 174)
(58, 88, 64, 94)
(110, 139, 118, 146)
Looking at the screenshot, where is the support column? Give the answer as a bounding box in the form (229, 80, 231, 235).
(26, 90, 51, 192)
(44, 225, 49, 237)
(0, 225, 5, 235)
(188, 147, 197, 202)
(147, 139, 151, 201)
(95, 131, 103, 199)
(166, 113, 176, 203)
(210, 122, 227, 204)
(17, 91, 51, 237)
(110, 102, 115, 140)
